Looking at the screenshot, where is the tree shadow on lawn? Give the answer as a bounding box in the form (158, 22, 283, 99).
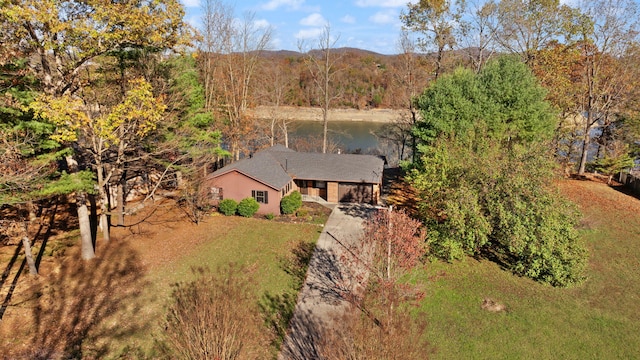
(610, 183, 640, 203)
(15, 239, 151, 359)
(1, 199, 60, 321)
(278, 308, 326, 360)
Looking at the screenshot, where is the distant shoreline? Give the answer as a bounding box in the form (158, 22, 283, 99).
(248, 105, 403, 123)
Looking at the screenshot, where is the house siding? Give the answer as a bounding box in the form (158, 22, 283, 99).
(206, 170, 282, 215)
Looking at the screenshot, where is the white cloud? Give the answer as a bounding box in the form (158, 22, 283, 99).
(341, 15, 356, 24)
(181, 0, 200, 8)
(261, 0, 305, 11)
(369, 10, 397, 24)
(355, 0, 408, 7)
(295, 27, 324, 39)
(300, 13, 327, 26)
(254, 19, 271, 29)
(270, 37, 282, 50)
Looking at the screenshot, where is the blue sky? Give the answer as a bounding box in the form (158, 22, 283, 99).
(180, 0, 413, 54)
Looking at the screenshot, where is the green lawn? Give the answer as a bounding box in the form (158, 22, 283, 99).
(4, 181, 637, 359)
(416, 180, 640, 359)
(82, 214, 322, 358)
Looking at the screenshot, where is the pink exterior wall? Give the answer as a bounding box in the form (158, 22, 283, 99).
(206, 170, 283, 215)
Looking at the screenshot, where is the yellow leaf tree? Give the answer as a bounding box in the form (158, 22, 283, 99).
(3, 0, 190, 259)
(1, 0, 190, 96)
(31, 79, 166, 246)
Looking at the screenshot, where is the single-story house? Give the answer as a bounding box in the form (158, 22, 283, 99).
(205, 144, 384, 215)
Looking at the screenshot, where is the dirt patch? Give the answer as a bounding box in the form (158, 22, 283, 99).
(558, 177, 640, 218)
(109, 198, 220, 271)
(274, 202, 333, 224)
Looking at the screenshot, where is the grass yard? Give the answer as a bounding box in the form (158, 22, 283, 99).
(1, 179, 638, 359)
(0, 200, 325, 358)
(416, 179, 640, 359)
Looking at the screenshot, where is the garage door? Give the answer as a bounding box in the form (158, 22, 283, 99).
(338, 183, 373, 203)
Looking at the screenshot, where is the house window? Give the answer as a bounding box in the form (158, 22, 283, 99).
(252, 190, 268, 204)
(210, 187, 222, 200)
(315, 181, 326, 189)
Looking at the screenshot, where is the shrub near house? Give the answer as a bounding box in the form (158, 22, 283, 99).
(237, 197, 260, 218)
(218, 199, 238, 216)
(281, 191, 302, 215)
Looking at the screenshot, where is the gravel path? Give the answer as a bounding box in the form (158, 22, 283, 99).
(278, 204, 377, 359)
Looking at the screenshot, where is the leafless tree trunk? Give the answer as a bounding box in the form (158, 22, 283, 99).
(575, 0, 639, 174)
(199, 1, 272, 160)
(96, 164, 111, 243)
(65, 155, 95, 260)
(460, 0, 497, 72)
(281, 121, 290, 148)
(76, 192, 95, 260)
(116, 172, 125, 226)
(21, 235, 38, 275)
(21, 203, 39, 275)
(299, 24, 342, 153)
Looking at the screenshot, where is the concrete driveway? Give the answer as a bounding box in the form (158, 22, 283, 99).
(279, 203, 379, 360)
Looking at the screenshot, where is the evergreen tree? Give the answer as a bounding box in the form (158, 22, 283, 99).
(408, 56, 587, 286)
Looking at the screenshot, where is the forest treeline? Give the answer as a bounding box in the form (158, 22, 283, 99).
(1, 0, 638, 270)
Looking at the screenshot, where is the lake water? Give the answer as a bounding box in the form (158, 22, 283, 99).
(289, 120, 386, 153)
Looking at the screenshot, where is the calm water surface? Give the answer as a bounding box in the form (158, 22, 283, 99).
(289, 120, 386, 153)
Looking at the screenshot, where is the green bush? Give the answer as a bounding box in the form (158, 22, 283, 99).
(218, 199, 237, 216)
(281, 191, 303, 215)
(237, 197, 260, 218)
(265, 213, 275, 220)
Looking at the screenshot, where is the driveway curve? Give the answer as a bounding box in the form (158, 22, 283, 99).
(279, 204, 378, 360)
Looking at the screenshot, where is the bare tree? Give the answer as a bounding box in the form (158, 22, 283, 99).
(199, 0, 272, 160)
(387, 31, 426, 163)
(459, 0, 498, 72)
(256, 59, 297, 147)
(199, 0, 234, 112)
(299, 24, 343, 153)
(574, 0, 640, 174)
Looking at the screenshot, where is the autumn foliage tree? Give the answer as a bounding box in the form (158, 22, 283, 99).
(1, 0, 191, 258)
(401, 0, 465, 80)
(572, 0, 640, 175)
